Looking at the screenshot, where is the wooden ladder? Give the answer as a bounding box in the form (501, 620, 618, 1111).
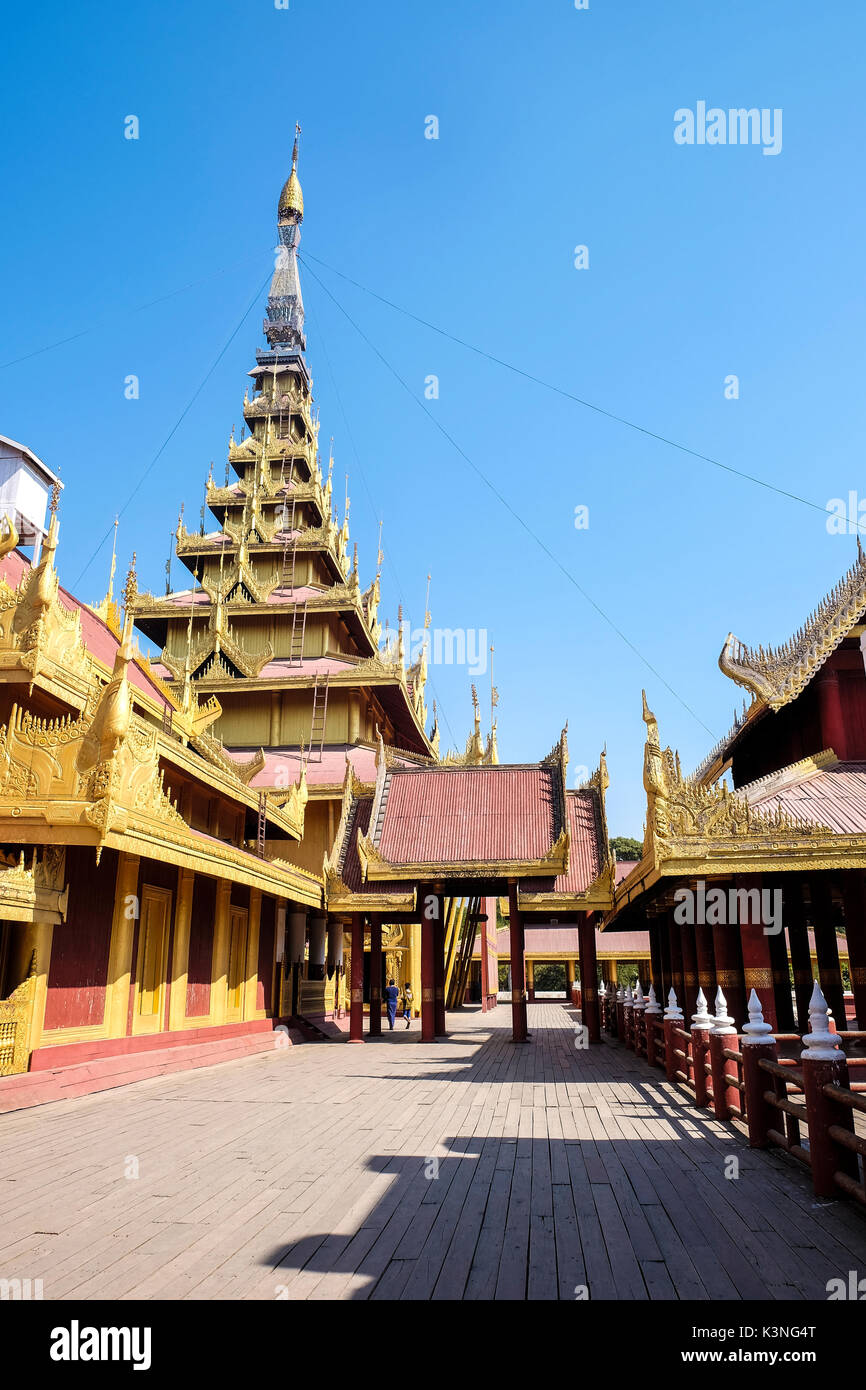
(310, 674, 329, 761)
(256, 790, 267, 858)
(281, 536, 298, 592)
(289, 601, 307, 667)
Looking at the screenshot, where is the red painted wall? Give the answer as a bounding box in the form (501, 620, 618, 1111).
(257, 895, 276, 1013)
(186, 875, 216, 1018)
(43, 847, 117, 1031)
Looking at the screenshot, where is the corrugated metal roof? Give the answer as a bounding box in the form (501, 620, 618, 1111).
(740, 758, 866, 834)
(376, 765, 559, 864)
(553, 790, 601, 893)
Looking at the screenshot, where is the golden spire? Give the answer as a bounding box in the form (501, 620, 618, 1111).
(278, 123, 304, 223)
(122, 552, 137, 614)
(424, 573, 432, 629)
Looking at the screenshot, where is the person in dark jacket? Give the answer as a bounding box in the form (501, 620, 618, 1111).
(384, 978, 400, 1031)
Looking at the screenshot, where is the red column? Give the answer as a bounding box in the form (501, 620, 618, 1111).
(787, 878, 813, 1032)
(434, 893, 446, 1036)
(508, 881, 528, 1043)
(711, 885, 747, 1031)
(649, 918, 663, 999)
(840, 870, 866, 1031)
(679, 917, 699, 1021)
(810, 877, 846, 1028)
(668, 910, 685, 1005)
(736, 874, 777, 1031)
(368, 915, 382, 1037)
(348, 914, 365, 1043)
(817, 667, 848, 760)
(694, 921, 716, 1010)
(420, 890, 437, 1041)
(766, 878, 795, 1032)
(578, 911, 600, 1043)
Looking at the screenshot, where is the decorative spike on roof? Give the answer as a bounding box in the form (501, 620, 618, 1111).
(719, 541, 866, 712)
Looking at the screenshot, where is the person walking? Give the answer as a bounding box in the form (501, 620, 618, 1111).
(384, 978, 400, 1031)
(402, 983, 413, 1029)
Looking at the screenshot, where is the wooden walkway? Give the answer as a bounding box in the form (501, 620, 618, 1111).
(2, 1003, 866, 1300)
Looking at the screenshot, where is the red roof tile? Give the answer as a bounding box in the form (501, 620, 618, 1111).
(739, 757, 866, 834)
(375, 765, 560, 865)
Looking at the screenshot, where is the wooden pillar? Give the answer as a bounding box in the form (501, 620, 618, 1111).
(649, 916, 663, 997)
(349, 914, 365, 1042)
(711, 886, 747, 1030)
(787, 878, 814, 1032)
(434, 894, 446, 1036)
(809, 877, 846, 1028)
(736, 875, 777, 1030)
(409, 921, 422, 1017)
(668, 910, 685, 1005)
(104, 852, 141, 1039)
(817, 668, 848, 759)
(693, 921, 716, 1011)
(679, 917, 699, 1021)
(657, 916, 672, 1001)
(526, 960, 535, 1002)
(210, 879, 232, 1026)
(565, 959, 575, 999)
(369, 915, 382, 1036)
(840, 870, 866, 1031)
(243, 888, 262, 1022)
(578, 911, 600, 1043)
(508, 881, 528, 1043)
(421, 894, 437, 1042)
(765, 877, 794, 1031)
(168, 868, 195, 1031)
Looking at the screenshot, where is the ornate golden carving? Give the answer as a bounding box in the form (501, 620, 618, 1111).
(718, 544, 866, 712)
(0, 954, 37, 1076)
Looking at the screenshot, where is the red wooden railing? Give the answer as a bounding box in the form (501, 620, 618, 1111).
(597, 979, 866, 1209)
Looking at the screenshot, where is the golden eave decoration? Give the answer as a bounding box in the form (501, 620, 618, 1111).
(718, 542, 866, 713)
(626, 691, 866, 893)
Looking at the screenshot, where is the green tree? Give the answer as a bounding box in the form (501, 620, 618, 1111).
(610, 835, 642, 862)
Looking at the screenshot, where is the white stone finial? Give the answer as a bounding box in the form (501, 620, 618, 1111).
(741, 988, 776, 1046)
(634, 983, 645, 1007)
(645, 983, 662, 1015)
(616, 985, 624, 1002)
(711, 986, 736, 1035)
(624, 987, 634, 1007)
(800, 979, 842, 1062)
(663, 987, 683, 1021)
(690, 987, 714, 1030)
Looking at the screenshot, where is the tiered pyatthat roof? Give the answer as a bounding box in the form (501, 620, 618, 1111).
(131, 138, 437, 773)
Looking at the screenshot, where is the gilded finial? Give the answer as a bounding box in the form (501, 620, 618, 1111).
(49, 476, 61, 518)
(122, 552, 137, 612)
(278, 121, 304, 223)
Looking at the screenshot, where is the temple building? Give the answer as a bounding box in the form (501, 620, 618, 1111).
(606, 545, 866, 1037)
(2, 140, 864, 1131)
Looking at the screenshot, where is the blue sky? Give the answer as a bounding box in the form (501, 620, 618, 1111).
(1, 0, 864, 836)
